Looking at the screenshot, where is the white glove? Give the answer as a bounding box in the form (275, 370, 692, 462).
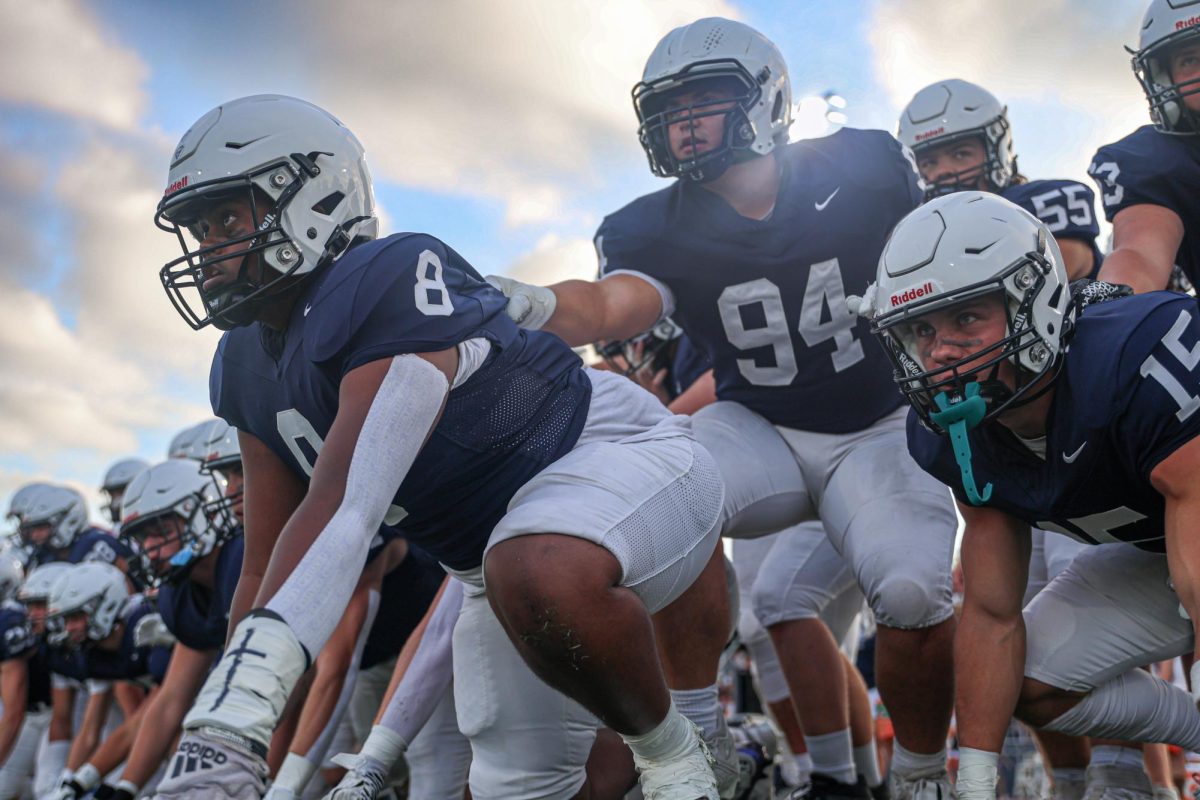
(134, 612, 177, 649)
(484, 274, 557, 330)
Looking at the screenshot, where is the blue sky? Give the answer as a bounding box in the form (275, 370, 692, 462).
(0, 0, 1150, 523)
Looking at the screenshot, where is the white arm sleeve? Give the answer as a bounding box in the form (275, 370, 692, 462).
(265, 354, 448, 656)
(377, 578, 463, 747)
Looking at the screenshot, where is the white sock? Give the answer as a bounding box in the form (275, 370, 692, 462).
(670, 685, 722, 741)
(806, 728, 857, 784)
(891, 741, 947, 780)
(360, 725, 408, 769)
(622, 704, 697, 766)
(1090, 745, 1144, 770)
(1046, 669, 1200, 751)
(780, 752, 814, 787)
(855, 740, 882, 787)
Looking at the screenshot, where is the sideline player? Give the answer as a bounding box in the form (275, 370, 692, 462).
(851, 191, 1200, 799)
(1090, 0, 1200, 293)
(488, 17, 958, 799)
(898, 78, 1102, 281)
(152, 93, 727, 800)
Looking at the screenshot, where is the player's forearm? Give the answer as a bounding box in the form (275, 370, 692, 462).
(227, 569, 264, 636)
(88, 700, 147, 776)
(0, 713, 23, 765)
(954, 603, 1025, 752)
(121, 686, 195, 785)
(543, 279, 616, 346)
(1098, 248, 1173, 294)
(0, 666, 28, 763)
(668, 370, 716, 415)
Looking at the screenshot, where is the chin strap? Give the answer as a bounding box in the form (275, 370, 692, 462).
(929, 383, 992, 506)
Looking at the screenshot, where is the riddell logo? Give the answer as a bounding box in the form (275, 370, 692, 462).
(1177, 16, 1200, 30)
(914, 127, 945, 142)
(164, 175, 189, 196)
(891, 282, 935, 307)
(169, 741, 228, 778)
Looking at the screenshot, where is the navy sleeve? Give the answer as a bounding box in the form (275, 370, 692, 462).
(69, 530, 132, 565)
(305, 235, 511, 372)
(873, 131, 925, 212)
(1004, 180, 1100, 242)
(0, 611, 34, 661)
(147, 646, 172, 684)
(595, 203, 660, 280)
(1089, 130, 1183, 223)
(1115, 296, 1200, 478)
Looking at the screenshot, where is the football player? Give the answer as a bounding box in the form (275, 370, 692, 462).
(152, 94, 728, 800)
(108, 453, 246, 800)
(898, 79, 1103, 281)
(42, 562, 171, 800)
(0, 553, 45, 799)
(99, 459, 150, 531)
(19, 484, 132, 572)
(488, 17, 958, 799)
(1090, 0, 1200, 293)
(851, 191, 1200, 800)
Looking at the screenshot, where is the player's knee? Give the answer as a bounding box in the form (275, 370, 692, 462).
(868, 573, 952, 629)
(751, 580, 820, 628)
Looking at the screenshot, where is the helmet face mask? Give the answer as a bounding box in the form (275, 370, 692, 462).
(1132, 17, 1200, 134)
(912, 134, 994, 199)
(46, 564, 128, 649)
(598, 318, 682, 378)
(157, 94, 377, 331)
(635, 18, 792, 183)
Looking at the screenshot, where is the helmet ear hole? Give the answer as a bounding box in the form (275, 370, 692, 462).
(771, 91, 784, 124)
(312, 191, 345, 217)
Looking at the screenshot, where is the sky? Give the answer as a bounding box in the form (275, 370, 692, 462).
(0, 0, 1150, 523)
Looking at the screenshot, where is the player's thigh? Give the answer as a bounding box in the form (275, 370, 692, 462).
(1042, 530, 1089, 581)
(488, 431, 723, 614)
(1023, 529, 1051, 608)
(750, 522, 858, 629)
(692, 401, 815, 538)
(804, 418, 957, 630)
(453, 588, 597, 800)
(1024, 544, 1193, 692)
(408, 681, 471, 800)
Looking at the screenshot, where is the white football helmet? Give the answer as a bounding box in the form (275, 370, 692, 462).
(167, 419, 219, 461)
(897, 79, 1017, 197)
(634, 17, 792, 181)
(853, 192, 1070, 433)
(194, 419, 242, 473)
(17, 562, 71, 604)
(0, 554, 24, 603)
(157, 94, 377, 330)
(1131, 0, 1200, 133)
(20, 485, 89, 551)
(597, 317, 683, 378)
(47, 562, 128, 648)
(7, 482, 52, 527)
(100, 457, 150, 524)
(120, 459, 234, 588)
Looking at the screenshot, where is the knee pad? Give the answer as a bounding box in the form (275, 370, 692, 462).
(868, 574, 953, 630)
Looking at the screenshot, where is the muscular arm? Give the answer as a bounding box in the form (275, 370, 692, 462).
(119, 643, 216, 787)
(0, 657, 28, 763)
(1155, 436, 1200, 631)
(1056, 237, 1096, 282)
(1098, 204, 1185, 294)
(85, 686, 158, 777)
(66, 684, 113, 770)
(48, 683, 75, 742)
(543, 274, 664, 348)
(955, 502, 1031, 752)
(228, 430, 308, 634)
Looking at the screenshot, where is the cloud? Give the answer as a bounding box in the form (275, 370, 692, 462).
(866, 0, 1149, 185)
(0, 146, 47, 282)
(504, 234, 599, 286)
(304, 0, 739, 226)
(0, 0, 149, 130)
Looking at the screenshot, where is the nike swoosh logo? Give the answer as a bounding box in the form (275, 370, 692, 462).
(1062, 442, 1087, 463)
(815, 187, 840, 211)
(304, 303, 312, 317)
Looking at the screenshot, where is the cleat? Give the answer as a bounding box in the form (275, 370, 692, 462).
(888, 769, 955, 800)
(634, 719, 720, 800)
(788, 774, 872, 799)
(708, 714, 741, 799)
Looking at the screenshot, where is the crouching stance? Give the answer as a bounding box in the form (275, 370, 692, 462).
(853, 191, 1200, 799)
(152, 94, 726, 800)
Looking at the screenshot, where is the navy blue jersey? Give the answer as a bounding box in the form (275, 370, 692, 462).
(157, 534, 244, 652)
(0, 601, 49, 711)
(361, 547, 444, 670)
(1090, 126, 1200, 285)
(909, 293, 1200, 551)
(1001, 180, 1103, 279)
(671, 334, 713, 399)
(596, 128, 921, 432)
(29, 528, 130, 569)
(75, 597, 170, 686)
(212, 233, 592, 571)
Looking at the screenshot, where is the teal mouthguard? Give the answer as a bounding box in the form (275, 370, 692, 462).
(929, 383, 992, 505)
